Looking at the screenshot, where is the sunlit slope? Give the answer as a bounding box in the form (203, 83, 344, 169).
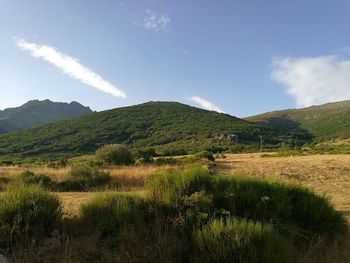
(247, 100, 350, 140)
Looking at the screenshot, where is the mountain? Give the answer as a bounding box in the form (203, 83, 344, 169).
(246, 100, 350, 140)
(0, 100, 92, 133)
(0, 101, 278, 157)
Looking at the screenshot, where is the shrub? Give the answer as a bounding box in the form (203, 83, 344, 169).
(213, 176, 348, 239)
(18, 170, 53, 189)
(0, 185, 62, 240)
(136, 148, 157, 162)
(58, 163, 111, 191)
(195, 151, 215, 161)
(147, 167, 348, 241)
(95, 144, 133, 166)
(147, 166, 214, 208)
(154, 157, 179, 165)
(193, 218, 288, 263)
(80, 193, 146, 237)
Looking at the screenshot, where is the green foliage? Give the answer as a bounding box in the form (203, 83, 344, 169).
(95, 144, 133, 166)
(0, 160, 14, 166)
(18, 170, 53, 189)
(195, 150, 215, 161)
(0, 102, 273, 157)
(80, 193, 146, 237)
(147, 167, 348, 240)
(136, 148, 157, 161)
(58, 163, 111, 191)
(214, 175, 348, 239)
(0, 185, 62, 240)
(193, 218, 288, 263)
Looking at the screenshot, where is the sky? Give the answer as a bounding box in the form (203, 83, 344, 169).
(1, 0, 350, 117)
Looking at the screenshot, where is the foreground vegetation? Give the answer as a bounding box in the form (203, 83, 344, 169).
(0, 165, 348, 262)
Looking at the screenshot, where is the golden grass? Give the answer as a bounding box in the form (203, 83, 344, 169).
(214, 153, 350, 222)
(0, 164, 172, 184)
(0, 164, 171, 218)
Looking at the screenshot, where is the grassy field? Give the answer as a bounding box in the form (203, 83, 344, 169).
(1, 154, 349, 221)
(0, 154, 349, 262)
(0, 164, 170, 217)
(213, 153, 350, 222)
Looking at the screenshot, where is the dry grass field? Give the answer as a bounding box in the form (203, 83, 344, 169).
(214, 153, 350, 222)
(0, 164, 170, 217)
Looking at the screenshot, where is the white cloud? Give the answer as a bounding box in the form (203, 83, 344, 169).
(136, 9, 171, 32)
(14, 38, 126, 98)
(271, 55, 350, 107)
(189, 96, 225, 113)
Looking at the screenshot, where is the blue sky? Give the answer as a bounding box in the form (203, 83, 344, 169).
(1, 0, 350, 117)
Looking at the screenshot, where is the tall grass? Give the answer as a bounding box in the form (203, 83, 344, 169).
(80, 193, 146, 237)
(0, 185, 62, 243)
(193, 218, 288, 263)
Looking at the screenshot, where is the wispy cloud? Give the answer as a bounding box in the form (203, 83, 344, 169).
(14, 38, 126, 98)
(189, 96, 225, 113)
(271, 55, 350, 107)
(135, 9, 171, 32)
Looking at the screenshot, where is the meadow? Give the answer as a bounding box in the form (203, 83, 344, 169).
(0, 151, 349, 262)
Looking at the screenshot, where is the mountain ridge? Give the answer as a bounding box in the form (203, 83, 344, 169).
(0, 99, 93, 133)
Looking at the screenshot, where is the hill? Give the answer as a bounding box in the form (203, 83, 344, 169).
(0, 101, 278, 157)
(246, 100, 350, 141)
(0, 99, 92, 133)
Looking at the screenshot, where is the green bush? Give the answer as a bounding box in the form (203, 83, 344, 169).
(80, 193, 146, 237)
(18, 170, 53, 189)
(0, 185, 62, 240)
(57, 163, 111, 191)
(213, 176, 348, 239)
(95, 144, 133, 166)
(147, 167, 348, 241)
(193, 218, 288, 263)
(195, 150, 215, 161)
(147, 166, 214, 207)
(136, 148, 157, 162)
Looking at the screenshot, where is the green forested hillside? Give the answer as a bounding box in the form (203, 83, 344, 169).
(0, 99, 92, 133)
(246, 100, 350, 140)
(0, 101, 277, 157)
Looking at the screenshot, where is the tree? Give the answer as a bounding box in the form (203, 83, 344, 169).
(95, 144, 133, 166)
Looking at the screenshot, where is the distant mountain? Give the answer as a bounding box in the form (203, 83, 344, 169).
(0, 101, 278, 157)
(0, 99, 92, 133)
(246, 100, 350, 140)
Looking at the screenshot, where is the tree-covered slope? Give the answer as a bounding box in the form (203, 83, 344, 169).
(0, 99, 92, 133)
(0, 101, 275, 157)
(246, 100, 350, 140)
